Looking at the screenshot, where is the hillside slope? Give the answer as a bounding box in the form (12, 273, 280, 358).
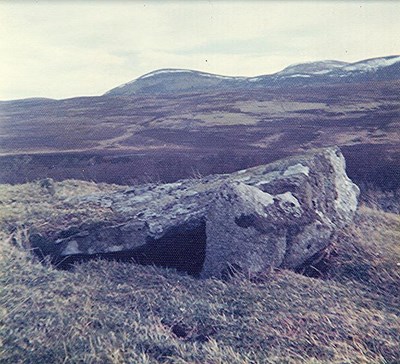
(0, 179, 399, 363)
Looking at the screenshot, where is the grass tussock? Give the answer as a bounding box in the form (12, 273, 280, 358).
(0, 180, 399, 363)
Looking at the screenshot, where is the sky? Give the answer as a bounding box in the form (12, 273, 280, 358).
(1, 1, 399, 100)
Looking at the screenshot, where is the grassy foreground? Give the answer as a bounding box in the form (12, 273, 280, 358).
(0, 180, 399, 363)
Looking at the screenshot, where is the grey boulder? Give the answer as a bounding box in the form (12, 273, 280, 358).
(29, 147, 359, 278)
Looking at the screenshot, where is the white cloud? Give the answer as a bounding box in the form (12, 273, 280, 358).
(0, 1, 399, 99)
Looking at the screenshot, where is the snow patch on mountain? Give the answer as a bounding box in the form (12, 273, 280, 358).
(139, 69, 195, 80)
(287, 74, 311, 78)
(313, 70, 332, 75)
(248, 77, 262, 82)
(278, 60, 348, 76)
(138, 69, 246, 81)
(342, 56, 400, 72)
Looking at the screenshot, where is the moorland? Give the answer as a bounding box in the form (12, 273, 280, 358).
(1, 57, 400, 363)
(0, 79, 399, 197)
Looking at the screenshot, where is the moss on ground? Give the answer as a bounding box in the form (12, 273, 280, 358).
(0, 180, 399, 363)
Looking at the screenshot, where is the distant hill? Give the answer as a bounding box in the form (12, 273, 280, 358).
(0, 55, 399, 196)
(104, 69, 247, 96)
(105, 55, 400, 96)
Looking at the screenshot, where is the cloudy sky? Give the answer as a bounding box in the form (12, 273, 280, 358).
(1, 1, 399, 100)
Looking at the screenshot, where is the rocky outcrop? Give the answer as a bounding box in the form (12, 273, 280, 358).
(29, 147, 359, 278)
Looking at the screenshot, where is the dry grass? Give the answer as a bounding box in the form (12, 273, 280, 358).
(0, 179, 126, 234)
(327, 205, 400, 305)
(0, 181, 399, 363)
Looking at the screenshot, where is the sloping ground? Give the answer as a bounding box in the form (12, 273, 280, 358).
(1, 80, 399, 193)
(0, 180, 399, 363)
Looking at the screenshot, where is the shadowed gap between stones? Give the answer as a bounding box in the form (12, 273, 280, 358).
(36, 221, 207, 277)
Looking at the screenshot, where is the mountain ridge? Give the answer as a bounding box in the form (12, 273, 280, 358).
(105, 55, 400, 96)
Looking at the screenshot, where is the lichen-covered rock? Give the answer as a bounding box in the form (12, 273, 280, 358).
(29, 147, 359, 278)
(204, 182, 301, 278)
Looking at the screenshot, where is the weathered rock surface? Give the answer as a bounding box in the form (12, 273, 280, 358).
(29, 147, 359, 278)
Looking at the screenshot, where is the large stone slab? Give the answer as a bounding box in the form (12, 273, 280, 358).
(29, 147, 359, 278)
